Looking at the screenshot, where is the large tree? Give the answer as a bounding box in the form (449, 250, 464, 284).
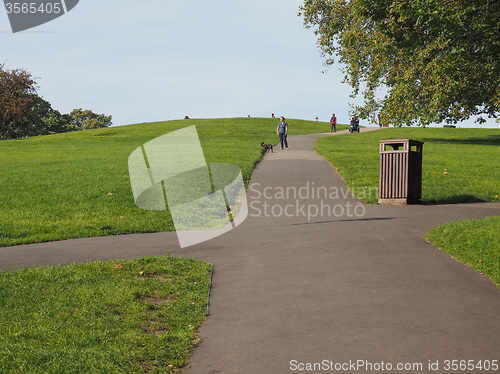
(0, 63, 42, 139)
(300, 0, 500, 126)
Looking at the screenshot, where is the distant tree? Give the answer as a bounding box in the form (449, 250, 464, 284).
(69, 108, 112, 130)
(1, 64, 112, 139)
(300, 0, 500, 126)
(29, 96, 76, 135)
(0, 63, 41, 139)
(40, 107, 74, 135)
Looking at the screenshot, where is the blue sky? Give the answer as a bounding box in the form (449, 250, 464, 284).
(1, 0, 497, 128)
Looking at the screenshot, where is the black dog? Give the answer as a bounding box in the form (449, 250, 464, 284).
(261, 142, 273, 153)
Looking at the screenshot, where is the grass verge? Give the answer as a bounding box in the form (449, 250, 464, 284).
(0, 256, 212, 373)
(315, 127, 500, 204)
(424, 216, 500, 287)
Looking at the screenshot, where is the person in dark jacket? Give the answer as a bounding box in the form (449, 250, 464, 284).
(349, 115, 360, 132)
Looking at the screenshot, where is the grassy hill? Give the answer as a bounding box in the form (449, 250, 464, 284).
(1, 119, 498, 247)
(0, 117, 338, 247)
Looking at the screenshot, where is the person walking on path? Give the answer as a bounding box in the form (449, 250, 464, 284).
(276, 116, 288, 149)
(330, 113, 337, 132)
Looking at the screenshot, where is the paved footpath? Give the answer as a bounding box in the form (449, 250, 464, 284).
(2, 128, 499, 374)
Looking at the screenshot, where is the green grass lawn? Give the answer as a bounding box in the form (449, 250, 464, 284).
(1, 120, 499, 373)
(0, 256, 212, 373)
(0, 117, 341, 247)
(425, 216, 500, 287)
(315, 127, 500, 204)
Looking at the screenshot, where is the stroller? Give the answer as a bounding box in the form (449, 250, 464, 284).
(349, 116, 360, 133)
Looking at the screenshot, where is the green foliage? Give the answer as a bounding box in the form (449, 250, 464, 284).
(41, 109, 74, 134)
(0, 63, 41, 139)
(315, 127, 500, 203)
(0, 256, 212, 373)
(300, 0, 500, 126)
(69, 108, 112, 130)
(0, 117, 333, 247)
(425, 216, 500, 287)
(0, 64, 112, 139)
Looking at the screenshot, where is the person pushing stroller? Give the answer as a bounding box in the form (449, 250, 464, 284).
(349, 115, 360, 133)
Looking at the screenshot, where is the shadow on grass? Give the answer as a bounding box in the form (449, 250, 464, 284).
(421, 135, 500, 146)
(420, 195, 488, 205)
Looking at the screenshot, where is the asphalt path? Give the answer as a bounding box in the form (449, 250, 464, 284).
(2, 127, 499, 374)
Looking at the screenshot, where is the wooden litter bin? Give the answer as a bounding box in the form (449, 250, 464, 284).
(379, 138, 423, 205)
